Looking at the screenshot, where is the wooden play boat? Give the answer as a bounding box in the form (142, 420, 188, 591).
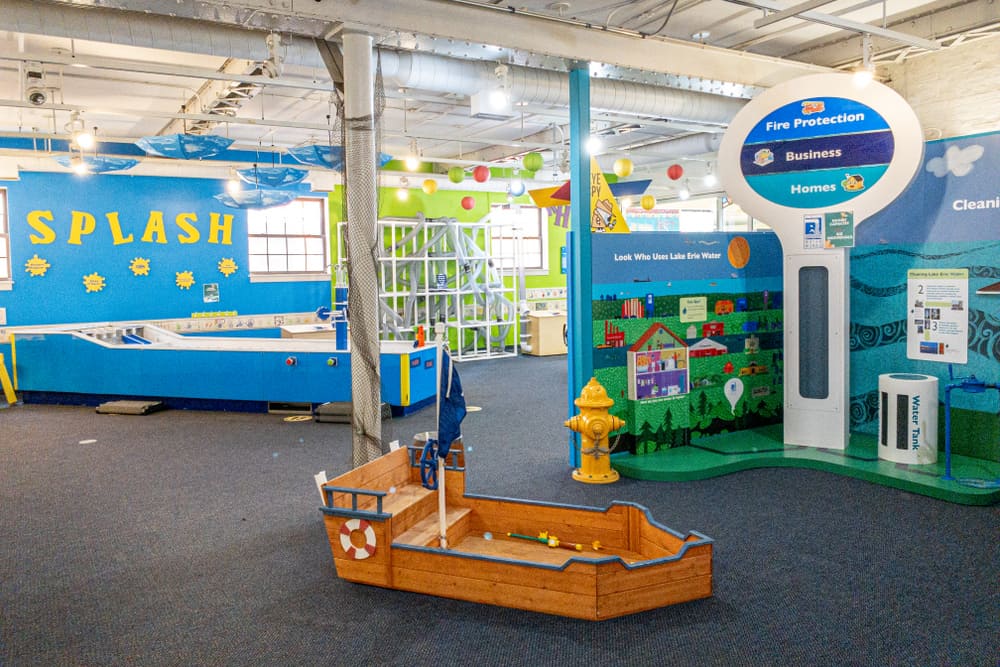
(319, 444, 713, 620)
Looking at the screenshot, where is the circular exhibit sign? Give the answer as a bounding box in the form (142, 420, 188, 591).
(718, 74, 923, 242)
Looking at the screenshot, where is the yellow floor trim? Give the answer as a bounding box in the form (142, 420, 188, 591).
(0, 352, 16, 405)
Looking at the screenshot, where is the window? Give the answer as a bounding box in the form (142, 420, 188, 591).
(247, 197, 328, 281)
(490, 204, 546, 274)
(0, 189, 10, 289)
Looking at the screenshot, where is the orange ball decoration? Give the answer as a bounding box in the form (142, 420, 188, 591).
(727, 236, 751, 269)
(461, 196, 476, 210)
(667, 164, 684, 180)
(472, 165, 491, 183)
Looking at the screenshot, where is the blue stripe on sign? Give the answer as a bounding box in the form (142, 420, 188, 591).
(741, 130, 894, 177)
(744, 98, 889, 144)
(746, 164, 889, 208)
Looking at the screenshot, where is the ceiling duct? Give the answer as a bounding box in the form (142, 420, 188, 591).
(7, 0, 749, 130)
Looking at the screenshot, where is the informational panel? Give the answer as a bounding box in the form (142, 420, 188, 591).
(907, 269, 968, 363)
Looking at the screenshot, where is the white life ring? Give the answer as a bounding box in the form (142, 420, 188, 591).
(339, 519, 377, 560)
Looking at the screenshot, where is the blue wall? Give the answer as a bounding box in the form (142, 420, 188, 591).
(1, 171, 330, 327)
(850, 131, 1000, 431)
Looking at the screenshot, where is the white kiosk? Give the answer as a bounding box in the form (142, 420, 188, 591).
(719, 74, 924, 449)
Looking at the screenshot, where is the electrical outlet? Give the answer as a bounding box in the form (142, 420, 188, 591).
(0, 307, 6, 325)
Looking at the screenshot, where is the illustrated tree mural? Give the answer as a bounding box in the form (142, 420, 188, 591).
(661, 407, 675, 449)
(637, 419, 656, 454)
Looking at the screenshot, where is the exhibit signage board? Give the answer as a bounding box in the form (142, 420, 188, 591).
(718, 74, 924, 247)
(718, 73, 924, 450)
(906, 269, 968, 364)
(739, 97, 893, 210)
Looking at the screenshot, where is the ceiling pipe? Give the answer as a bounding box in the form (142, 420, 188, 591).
(7, 0, 748, 130)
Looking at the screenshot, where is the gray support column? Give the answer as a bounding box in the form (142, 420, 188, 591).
(343, 30, 382, 466)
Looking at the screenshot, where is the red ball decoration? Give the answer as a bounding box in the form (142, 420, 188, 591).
(461, 196, 476, 210)
(472, 165, 491, 183)
(667, 164, 684, 180)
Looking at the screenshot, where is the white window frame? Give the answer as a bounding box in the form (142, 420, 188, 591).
(489, 203, 547, 275)
(0, 189, 11, 290)
(247, 196, 330, 283)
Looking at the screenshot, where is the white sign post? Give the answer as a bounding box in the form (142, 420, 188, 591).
(719, 74, 924, 450)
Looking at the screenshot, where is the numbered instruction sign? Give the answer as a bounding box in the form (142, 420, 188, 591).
(907, 269, 968, 364)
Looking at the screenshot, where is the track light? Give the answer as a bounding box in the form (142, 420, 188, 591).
(703, 164, 718, 187)
(66, 112, 95, 150)
(226, 169, 241, 194)
(853, 34, 875, 87)
(404, 140, 421, 171)
(69, 154, 90, 175)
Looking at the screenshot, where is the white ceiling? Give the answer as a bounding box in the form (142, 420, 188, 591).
(0, 0, 996, 200)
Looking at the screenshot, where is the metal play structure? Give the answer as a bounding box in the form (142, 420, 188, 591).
(371, 213, 521, 361)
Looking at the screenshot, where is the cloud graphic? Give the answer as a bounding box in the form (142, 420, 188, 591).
(925, 144, 985, 177)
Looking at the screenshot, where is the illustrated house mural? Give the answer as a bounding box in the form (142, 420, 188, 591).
(627, 322, 689, 400)
(689, 337, 729, 358)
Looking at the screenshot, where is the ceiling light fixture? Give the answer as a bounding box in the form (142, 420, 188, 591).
(703, 164, 718, 187)
(226, 168, 241, 194)
(69, 154, 89, 175)
(678, 181, 691, 201)
(66, 111, 95, 151)
(853, 34, 875, 87)
(404, 139, 421, 171)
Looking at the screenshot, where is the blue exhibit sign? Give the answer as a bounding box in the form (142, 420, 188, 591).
(739, 97, 893, 208)
(718, 74, 924, 239)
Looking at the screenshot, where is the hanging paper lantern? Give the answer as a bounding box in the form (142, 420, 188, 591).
(613, 158, 634, 178)
(448, 166, 465, 183)
(641, 194, 656, 211)
(522, 152, 543, 172)
(422, 179, 438, 195)
(508, 179, 526, 197)
(461, 196, 476, 210)
(472, 165, 491, 183)
(667, 164, 684, 180)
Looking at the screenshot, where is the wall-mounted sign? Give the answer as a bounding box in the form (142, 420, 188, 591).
(823, 211, 854, 248)
(907, 269, 968, 364)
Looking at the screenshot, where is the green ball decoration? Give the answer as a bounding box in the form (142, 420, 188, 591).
(522, 152, 543, 172)
(448, 166, 465, 183)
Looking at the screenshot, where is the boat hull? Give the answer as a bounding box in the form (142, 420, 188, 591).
(320, 446, 712, 620)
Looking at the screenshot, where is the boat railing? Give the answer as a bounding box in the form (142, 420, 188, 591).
(320, 485, 391, 521)
(405, 444, 465, 471)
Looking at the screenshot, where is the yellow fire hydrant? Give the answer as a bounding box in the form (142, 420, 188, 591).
(564, 377, 626, 484)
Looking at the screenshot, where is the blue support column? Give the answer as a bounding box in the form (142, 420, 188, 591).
(567, 64, 591, 467)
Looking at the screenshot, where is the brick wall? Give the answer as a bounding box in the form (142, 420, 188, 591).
(883, 34, 1000, 140)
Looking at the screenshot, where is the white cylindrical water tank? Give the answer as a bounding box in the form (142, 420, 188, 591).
(878, 373, 939, 465)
